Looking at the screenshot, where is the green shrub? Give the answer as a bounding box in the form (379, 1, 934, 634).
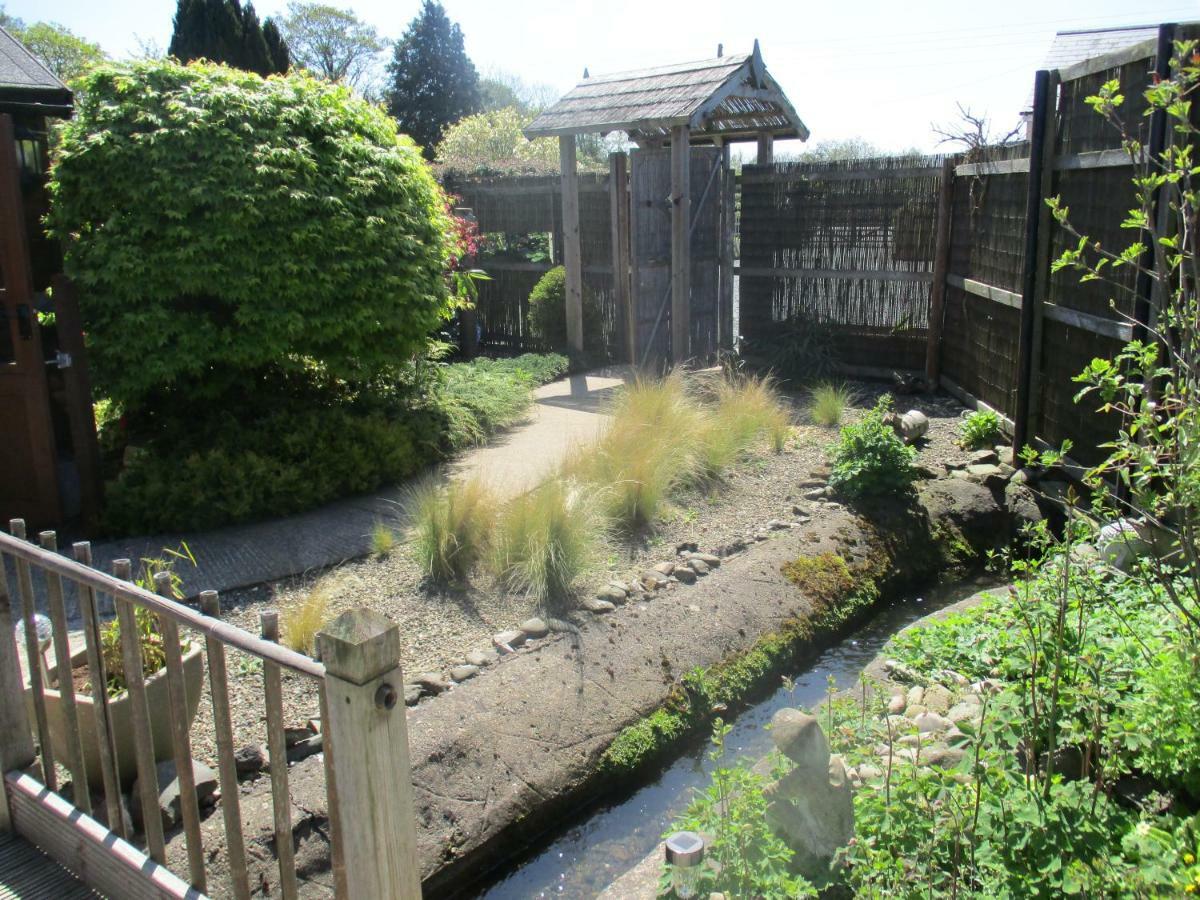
(959, 409, 1002, 450)
(827, 394, 917, 500)
(809, 382, 856, 427)
(491, 478, 607, 607)
(744, 311, 836, 385)
(410, 477, 495, 584)
(49, 60, 455, 409)
(1129, 643, 1200, 798)
(526, 266, 605, 356)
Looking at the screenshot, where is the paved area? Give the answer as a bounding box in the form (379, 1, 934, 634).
(76, 367, 627, 599)
(0, 833, 97, 899)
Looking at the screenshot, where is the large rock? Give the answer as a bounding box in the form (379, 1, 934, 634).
(763, 710, 854, 881)
(919, 477, 1012, 556)
(131, 759, 218, 831)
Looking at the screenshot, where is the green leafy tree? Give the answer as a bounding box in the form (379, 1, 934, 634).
(9, 20, 105, 82)
(436, 106, 560, 175)
(168, 0, 289, 76)
(281, 2, 383, 89)
(47, 60, 455, 410)
(385, 0, 480, 158)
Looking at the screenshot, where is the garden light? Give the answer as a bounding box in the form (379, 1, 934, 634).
(664, 830, 705, 898)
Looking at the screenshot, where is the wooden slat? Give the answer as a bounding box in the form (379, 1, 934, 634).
(955, 157, 1030, 177)
(739, 165, 941, 183)
(0, 554, 35, 833)
(8, 521, 54, 790)
(1057, 37, 1156, 83)
(0, 533, 323, 679)
(4, 771, 196, 900)
(72, 543, 124, 840)
(153, 573, 204, 892)
(112, 559, 166, 865)
(260, 611, 298, 900)
(317, 682, 347, 898)
(1043, 302, 1133, 340)
(0, 831, 96, 898)
(736, 266, 933, 283)
(946, 274, 1023, 309)
(670, 125, 691, 363)
(1052, 148, 1140, 171)
(199, 591, 250, 900)
(37, 532, 90, 813)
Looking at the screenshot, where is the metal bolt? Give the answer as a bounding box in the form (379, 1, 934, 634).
(375, 683, 397, 710)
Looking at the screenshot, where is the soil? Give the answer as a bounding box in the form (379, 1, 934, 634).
(185, 383, 971, 771)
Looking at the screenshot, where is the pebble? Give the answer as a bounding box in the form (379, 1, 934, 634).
(520, 617, 549, 638)
(414, 672, 451, 694)
(654, 561, 676, 576)
(914, 712, 953, 734)
(673, 566, 697, 584)
(493, 629, 527, 653)
(887, 693, 906, 715)
(689, 558, 710, 576)
(450, 664, 479, 683)
(581, 597, 617, 613)
(465, 648, 497, 667)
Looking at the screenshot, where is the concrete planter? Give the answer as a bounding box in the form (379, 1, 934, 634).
(26, 643, 205, 790)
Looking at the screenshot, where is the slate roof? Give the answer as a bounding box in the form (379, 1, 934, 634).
(1039, 24, 1159, 71)
(0, 26, 72, 117)
(525, 42, 807, 143)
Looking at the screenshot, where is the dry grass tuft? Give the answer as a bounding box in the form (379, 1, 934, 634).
(411, 476, 495, 584)
(282, 583, 333, 656)
(809, 381, 857, 428)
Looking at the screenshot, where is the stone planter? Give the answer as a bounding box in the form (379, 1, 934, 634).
(26, 643, 205, 790)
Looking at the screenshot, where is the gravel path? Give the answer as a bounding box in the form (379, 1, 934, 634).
(187, 383, 971, 769)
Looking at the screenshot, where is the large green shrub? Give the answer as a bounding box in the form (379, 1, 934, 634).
(48, 60, 455, 407)
(526, 266, 604, 356)
(827, 395, 917, 500)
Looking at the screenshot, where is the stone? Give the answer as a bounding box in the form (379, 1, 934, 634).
(404, 683, 422, 706)
(598, 585, 627, 605)
(131, 759, 218, 830)
(914, 712, 953, 734)
(924, 746, 966, 769)
(673, 566, 697, 584)
(235, 744, 267, 777)
(966, 463, 1006, 487)
(675, 541, 699, 554)
(921, 684, 954, 715)
(717, 539, 747, 556)
(803, 487, 828, 501)
(691, 552, 721, 567)
(797, 478, 825, 489)
(1005, 481, 1043, 530)
(465, 648, 497, 668)
(581, 597, 617, 613)
(493, 629, 527, 653)
(969, 448, 999, 465)
(919, 478, 1012, 557)
(654, 561, 676, 576)
(450, 664, 480, 683)
(688, 558, 711, 576)
(1009, 467, 1032, 485)
(935, 669, 970, 688)
(792, 504, 812, 516)
(947, 702, 982, 726)
(1097, 519, 1152, 571)
(753, 531, 769, 542)
(856, 764, 882, 781)
(640, 571, 667, 590)
(285, 726, 313, 748)
(886, 693, 906, 715)
(943, 459, 968, 471)
(763, 710, 854, 881)
(883, 659, 926, 684)
(520, 617, 549, 638)
(286, 733, 324, 765)
(905, 685, 925, 708)
(890, 409, 929, 444)
(414, 673, 451, 694)
(996, 445, 1015, 466)
(903, 704, 927, 718)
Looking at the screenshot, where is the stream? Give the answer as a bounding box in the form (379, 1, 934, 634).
(477, 575, 1000, 899)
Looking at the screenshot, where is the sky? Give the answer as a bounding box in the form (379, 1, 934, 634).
(9, 0, 1199, 155)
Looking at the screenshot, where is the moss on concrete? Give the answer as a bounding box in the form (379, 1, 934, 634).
(781, 552, 854, 605)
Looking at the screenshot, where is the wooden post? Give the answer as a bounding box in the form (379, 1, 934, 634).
(260, 610, 298, 900)
(1027, 72, 1060, 437)
(670, 125, 691, 365)
(1013, 70, 1052, 458)
(610, 152, 634, 365)
(10, 520, 54, 790)
(924, 157, 955, 385)
(0, 550, 35, 832)
(317, 609, 421, 900)
(718, 142, 736, 351)
(756, 132, 774, 165)
(559, 135, 584, 356)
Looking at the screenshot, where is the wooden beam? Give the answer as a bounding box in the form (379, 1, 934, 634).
(609, 152, 634, 365)
(1053, 148, 1142, 171)
(559, 136, 584, 355)
(718, 142, 735, 350)
(740, 165, 941, 183)
(1027, 70, 1060, 438)
(670, 126, 691, 365)
(925, 157, 955, 385)
(0, 553, 35, 832)
(955, 157, 1031, 177)
(756, 132, 773, 165)
(946, 274, 1023, 309)
(1043, 303, 1133, 341)
(736, 266, 932, 282)
(1057, 37, 1156, 83)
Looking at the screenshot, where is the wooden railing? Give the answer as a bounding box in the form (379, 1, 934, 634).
(0, 521, 421, 899)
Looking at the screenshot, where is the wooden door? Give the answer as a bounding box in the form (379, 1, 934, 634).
(629, 145, 724, 370)
(0, 114, 59, 527)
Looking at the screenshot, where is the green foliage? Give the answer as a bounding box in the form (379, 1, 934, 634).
(169, 0, 289, 75)
(694, 373, 792, 473)
(385, 0, 480, 157)
(827, 394, 918, 500)
(526, 266, 605, 356)
(49, 60, 454, 410)
(809, 381, 855, 427)
(281, 1, 383, 88)
(8, 20, 105, 82)
(665, 720, 816, 899)
(491, 478, 607, 607)
(959, 409, 1002, 450)
(435, 107, 561, 176)
(781, 553, 853, 606)
(744, 311, 837, 385)
(370, 521, 396, 558)
(411, 477, 495, 584)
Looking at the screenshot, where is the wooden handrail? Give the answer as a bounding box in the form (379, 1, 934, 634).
(0, 530, 325, 680)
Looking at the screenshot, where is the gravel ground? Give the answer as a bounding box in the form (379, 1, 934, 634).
(186, 382, 971, 770)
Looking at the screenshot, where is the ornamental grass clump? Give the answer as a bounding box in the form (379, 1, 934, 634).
(491, 479, 608, 606)
(410, 476, 495, 584)
(809, 382, 857, 428)
(695, 373, 792, 475)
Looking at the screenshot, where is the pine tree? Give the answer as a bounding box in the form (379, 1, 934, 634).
(168, 0, 289, 75)
(386, 1, 480, 158)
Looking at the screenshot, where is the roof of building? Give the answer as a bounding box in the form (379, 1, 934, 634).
(1039, 24, 1160, 71)
(525, 41, 807, 143)
(0, 26, 72, 117)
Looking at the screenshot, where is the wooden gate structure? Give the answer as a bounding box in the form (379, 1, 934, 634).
(526, 41, 807, 370)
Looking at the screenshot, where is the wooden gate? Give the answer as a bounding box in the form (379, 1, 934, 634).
(628, 145, 726, 369)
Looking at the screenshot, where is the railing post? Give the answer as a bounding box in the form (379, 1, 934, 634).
(317, 609, 421, 900)
(0, 550, 35, 832)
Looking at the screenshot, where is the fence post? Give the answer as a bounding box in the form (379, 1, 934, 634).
(609, 152, 634, 365)
(317, 609, 421, 900)
(670, 125, 692, 365)
(0, 551, 35, 832)
(1012, 70, 1052, 458)
(924, 157, 955, 386)
(456, 208, 480, 359)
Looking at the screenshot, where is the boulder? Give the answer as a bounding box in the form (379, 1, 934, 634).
(131, 759, 218, 831)
(654, 561, 676, 576)
(598, 585, 628, 605)
(914, 712, 953, 734)
(919, 478, 1012, 556)
(965, 463, 1006, 488)
(969, 448, 999, 466)
(688, 558, 710, 576)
